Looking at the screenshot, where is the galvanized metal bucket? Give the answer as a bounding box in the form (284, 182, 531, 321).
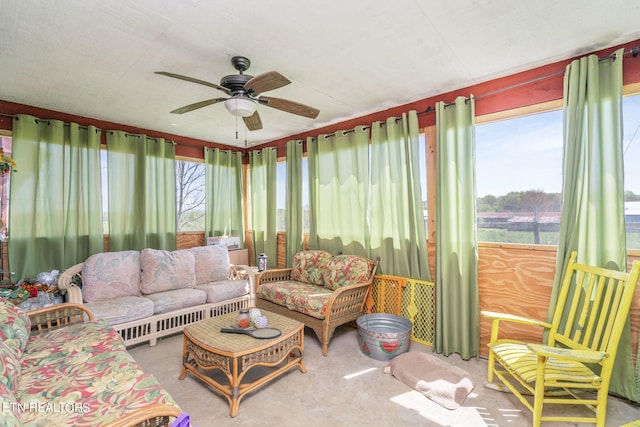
(356, 314, 412, 361)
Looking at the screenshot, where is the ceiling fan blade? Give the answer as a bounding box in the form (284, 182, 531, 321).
(244, 71, 291, 94)
(170, 98, 227, 114)
(243, 111, 263, 131)
(260, 96, 320, 119)
(155, 72, 230, 94)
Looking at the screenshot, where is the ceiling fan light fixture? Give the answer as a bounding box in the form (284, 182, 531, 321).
(224, 96, 257, 117)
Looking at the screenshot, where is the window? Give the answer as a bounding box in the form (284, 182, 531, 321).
(419, 133, 427, 236)
(275, 158, 310, 233)
(175, 159, 205, 232)
(100, 150, 108, 234)
(302, 156, 309, 233)
(476, 109, 564, 245)
(0, 136, 13, 240)
(623, 93, 640, 250)
(101, 153, 206, 233)
(276, 161, 286, 232)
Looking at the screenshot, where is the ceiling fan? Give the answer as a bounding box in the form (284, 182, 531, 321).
(155, 56, 320, 131)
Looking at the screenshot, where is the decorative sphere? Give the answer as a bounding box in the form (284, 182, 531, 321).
(249, 308, 261, 324)
(254, 315, 268, 328)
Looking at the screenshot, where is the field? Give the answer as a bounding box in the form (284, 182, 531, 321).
(478, 228, 640, 250)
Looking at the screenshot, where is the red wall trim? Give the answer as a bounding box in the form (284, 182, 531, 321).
(0, 100, 240, 159)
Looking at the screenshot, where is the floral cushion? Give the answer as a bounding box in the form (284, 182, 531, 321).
(0, 340, 21, 391)
(82, 251, 141, 303)
(285, 285, 333, 319)
(145, 288, 207, 315)
(256, 280, 307, 307)
(0, 381, 23, 426)
(0, 299, 31, 357)
(290, 250, 333, 286)
(323, 255, 373, 291)
(140, 248, 196, 294)
(190, 245, 230, 285)
(196, 280, 250, 304)
(85, 296, 155, 325)
(17, 320, 178, 426)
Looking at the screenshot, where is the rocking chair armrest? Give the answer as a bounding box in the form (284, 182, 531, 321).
(527, 343, 608, 363)
(481, 310, 552, 328)
(482, 310, 552, 343)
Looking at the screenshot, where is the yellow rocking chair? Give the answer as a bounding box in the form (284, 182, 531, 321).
(482, 251, 640, 427)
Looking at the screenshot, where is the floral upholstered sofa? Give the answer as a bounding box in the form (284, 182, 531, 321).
(0, 299, 182, 427)
(256, 250, 379, 356)
(58, 245, 253, 347)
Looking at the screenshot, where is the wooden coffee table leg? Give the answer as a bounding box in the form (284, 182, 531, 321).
(179, 334, 189, 380)
(229, 357, 240, 417)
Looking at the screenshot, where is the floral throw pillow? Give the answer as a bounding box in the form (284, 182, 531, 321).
(191, 245, 231, 285)
(82, 251, 141, 303)
(140, 248, 196, 294)
(323, 255, 373, 291)
(290, 250, 333, 286)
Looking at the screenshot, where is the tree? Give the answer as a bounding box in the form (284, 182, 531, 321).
(625, 190, 640, 201)
(478, 194, 499, 212)
(176, 160, 205, 231)
(521, 190, 556, 244)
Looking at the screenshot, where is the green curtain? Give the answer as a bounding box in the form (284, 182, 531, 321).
(552, 48, 636, 400)
(9, 114, 103, 280)
(204, 148, 244, 241)
(307, 127, 371, 256)
(434, 97, 479, 360)
(370, 111, 431, 280)
(249, 148, 277, 267)
(285, 140, 303, 265)
(106, 131, 176, 252)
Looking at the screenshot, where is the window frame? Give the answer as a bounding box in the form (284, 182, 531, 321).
(623, 83, 640, 256)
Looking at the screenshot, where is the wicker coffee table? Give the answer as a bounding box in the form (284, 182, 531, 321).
(180, 310, 306, 417)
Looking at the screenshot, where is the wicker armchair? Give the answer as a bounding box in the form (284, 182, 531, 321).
(256, 252, 379, 356)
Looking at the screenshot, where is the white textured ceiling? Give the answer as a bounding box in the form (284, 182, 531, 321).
(1, 0, 640, 148)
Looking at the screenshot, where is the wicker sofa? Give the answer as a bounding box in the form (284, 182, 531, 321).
(256, 250, 379, 356)
(58, 245, 254, 347)
(0, 300, 183, 427)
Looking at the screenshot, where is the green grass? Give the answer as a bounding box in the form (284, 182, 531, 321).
(478, 229, 640, 250)
(477, 229, 559, 245)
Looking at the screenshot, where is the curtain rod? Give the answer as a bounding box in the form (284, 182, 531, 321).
(0, 113, 230, 150)
(418, 46, 639, 115)
(291, 117, 411, 145)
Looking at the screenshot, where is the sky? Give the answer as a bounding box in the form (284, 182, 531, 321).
(476, 95, 640, 198)
(476, 109, 564, 197)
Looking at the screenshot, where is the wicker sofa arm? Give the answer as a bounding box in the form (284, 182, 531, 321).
(230, 264, 257, 299)
(104, 404, 183, 427)
(57, 262, 85, 304)
(28, 303, 94, 335)
(325, 281, 372, 321)
(256, 268, 293, 286)
(230, 264, 252, 279)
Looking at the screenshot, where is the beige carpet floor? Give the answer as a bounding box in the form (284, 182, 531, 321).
(129, 326, 640, 427)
